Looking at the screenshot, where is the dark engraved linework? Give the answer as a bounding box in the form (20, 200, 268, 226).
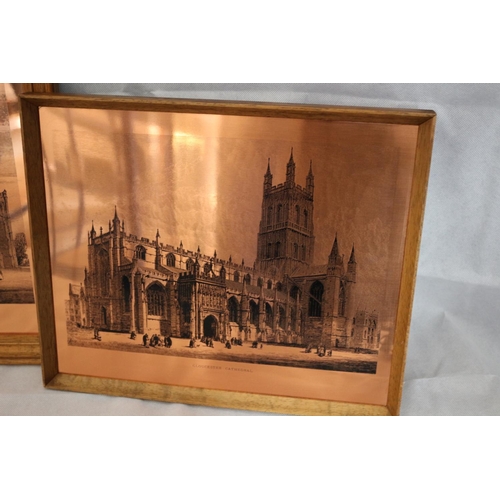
(66, 150, 380, 373)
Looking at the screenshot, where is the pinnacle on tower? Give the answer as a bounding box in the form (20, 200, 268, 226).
(329, 234, 343, 266)
(330, 234, 339, 259)
(349, 244, 356, 264)
(264, 158, 273, 191)
(306, 160, 314, 194)
(113, 205, 119, 221)
(286, 147, 296, 185)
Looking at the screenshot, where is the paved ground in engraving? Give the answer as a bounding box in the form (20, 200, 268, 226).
(0, 268, 34, 303)
(67, 325, 378, 373)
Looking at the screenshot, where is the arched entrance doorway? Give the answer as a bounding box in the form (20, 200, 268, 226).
(203, 315, 218, 339)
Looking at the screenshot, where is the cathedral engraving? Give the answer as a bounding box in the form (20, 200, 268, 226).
(67, 150, 380, 373)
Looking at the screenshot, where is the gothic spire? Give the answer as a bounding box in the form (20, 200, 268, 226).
(264, 158, 273, 191)
(349, 244, 356, 264)
(306, 160, 314, 194)
(113, 205, 119, 222)
(286, 147, 296, 185)
(330, 234, 339, 259)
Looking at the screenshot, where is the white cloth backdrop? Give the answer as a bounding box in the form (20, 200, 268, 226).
(2, 83, 498, 415)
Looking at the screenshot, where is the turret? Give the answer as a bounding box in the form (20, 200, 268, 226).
(306, 160, 314, 195)
(264, 159, 273, 192)
(113, 206, 120, 235)
(328, 234, 343, 275)
(155, 229, 161, 269)
(286, 148, 296, 186)
(347, 244, 357, 281)
(90, 221, 96, 241)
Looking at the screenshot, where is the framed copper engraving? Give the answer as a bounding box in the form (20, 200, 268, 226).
(0, 83, 56, 364)
(20, 93, 435, 415)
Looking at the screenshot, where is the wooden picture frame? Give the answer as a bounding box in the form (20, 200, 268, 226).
(20, 93, 435, 415)
(0, 83, 57, 364)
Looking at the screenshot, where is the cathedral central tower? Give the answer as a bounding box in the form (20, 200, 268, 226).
(255, 149, 315, 277)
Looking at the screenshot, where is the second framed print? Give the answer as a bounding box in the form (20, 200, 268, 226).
(21, 94, 435, 415)
(0, 83, 56, 363)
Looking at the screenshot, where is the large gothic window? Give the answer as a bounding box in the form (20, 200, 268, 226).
(266, 242, 272, 258)
(267, 280, 273, 290)
(265, 303, 273, 326)
(308, 281, 324, 317)
(186, 258, 195, 273)
(277, 204, 283, 223)
(135, 245, 146, 260)
(250, 300, 259, 326)
(122, 275, 131, 312)
(290, 285, 299, 301)
(234, 270, 240, 282)
(304, 210, 309, 228)
(244, 274, 251, 285)
(275, 241, 281, 258)
(166, 253, 176, 267)
(301, 245, 306, 261)
(293, 243, 298, 259)
(339, 281, 346, 316)
(228, 296, 239, 323)
(278, 305, 286, 329)
(147, 283, 165, 316)
(295, 205, 300, 224)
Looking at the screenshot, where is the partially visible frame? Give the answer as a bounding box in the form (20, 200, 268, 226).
(0, 83, 56, 364)
(21, 93, 435, 414)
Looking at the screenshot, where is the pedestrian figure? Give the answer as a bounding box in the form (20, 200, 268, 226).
(225, 341, 231, 349)
(130, 332, 136, 340)
(143, 333, 149, 347)
(260, 343, 263, 349)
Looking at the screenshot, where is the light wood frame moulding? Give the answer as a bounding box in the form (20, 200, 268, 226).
(0, 83, 57, 364)
(20, 92, 436, 415)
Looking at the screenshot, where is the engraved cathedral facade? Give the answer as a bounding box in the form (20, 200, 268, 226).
(67, 150, 380, 351)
